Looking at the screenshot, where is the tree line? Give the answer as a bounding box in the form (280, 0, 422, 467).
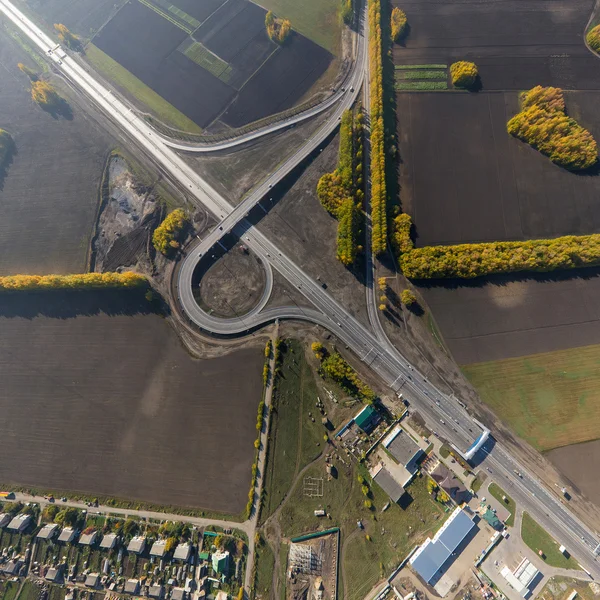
(265, 11, 291, 44)
(507, 85, 597, 171)
(390, 7, 408, 42)
(399, 234, 600, 279)
(152, 208, 188, 255)
(316, 108, 364, 267)
(0, 129, 14, 168)
(368, 0, 387, 255)
(0, 272, 146, 291)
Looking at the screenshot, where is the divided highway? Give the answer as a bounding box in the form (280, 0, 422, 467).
(3, 0, 600, 579)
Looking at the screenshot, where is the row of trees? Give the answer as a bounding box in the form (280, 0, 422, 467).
(0, 272, 146, 291)
(587, 24, 600, 52)
(369, 0, 387, 255)
(152, 208, 188, 255)
(0, 129, 13, 167)
(507, 86, 597, 171)
(390, 7, 408, 42)
(341, 0, 353, 25)
(265, 11, 291, 44)
(391, 212, 413, 254)
(399, 234, 600, 279)
(316, 109, 364, 266)
(311, 342, 376, 403)
(450, 61, 478, 88)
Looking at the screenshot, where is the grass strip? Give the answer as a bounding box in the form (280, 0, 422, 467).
(521, 512, 579, 569)
(488, 483, 515, 527)
(183, 42, 232, 82)
(168, 5, 200, 29)
(396, 70, 447, 80)
(137, 0, 193, 33)
(395, 81, 448, 91)
(395, 63, 447, 70)
(85, 44, 202, 134)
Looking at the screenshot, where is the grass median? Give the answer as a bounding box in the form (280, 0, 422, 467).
(488, 483, 515, 527)
(521, 512, 579, 569)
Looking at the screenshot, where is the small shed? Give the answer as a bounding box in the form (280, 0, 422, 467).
(149, 585, 164, 599)
(45, 566, 63, 583)
(1, 560, 23, 576)
(124, 579, 140, 595)
(171, 588, 186, 600)
(85, 573, 100, 588)
(37, 523, 59, 540)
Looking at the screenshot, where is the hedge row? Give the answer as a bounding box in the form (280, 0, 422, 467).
(390, 7, 407, 42)
(336, 198, 360, 266)
(152, 208, 187, 255)
(341, 0, 353, 24)
(507, 86, 597, 171)
(399, 234, 600, 279)
(392, 213, 414, 254)
(0, 272, 146, 290)
(368, 0, 387, 255)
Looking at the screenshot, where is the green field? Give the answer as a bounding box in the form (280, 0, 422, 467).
(521, 512, 579, 569)
(262, 340, 324, 519)
(183, 42, 232, 82)
(488, 482, 515, 527)
(395, 63, 447, 70)
(138, 0, 193, 33)
(395, 81, 448, 91)
(396, 70, 447, 80)
(463, 344, 600, 452)
(85, 44, 202, 133)
(255, 0, 341, 54)
(254, 538, 275, 597)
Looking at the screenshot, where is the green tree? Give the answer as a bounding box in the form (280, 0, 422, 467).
(400, 289, 417, 307)
(390, 7, 408, 42)
(55, 507, 79, 527)
(450, 61, 478, 88)
(54, 24, 80, 50)
(152, 209, 188, 255)
(587, 24, 600, 52)
(123, 519, 138, 537)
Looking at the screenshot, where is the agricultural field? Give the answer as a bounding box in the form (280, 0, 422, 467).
(0, 26, 113, 275)
(0, 292, 263, 514)
(90, 0, 332, 130)
(393, 0, 600, 90)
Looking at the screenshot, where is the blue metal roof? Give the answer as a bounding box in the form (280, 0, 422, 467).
(411, 509, 476, 584)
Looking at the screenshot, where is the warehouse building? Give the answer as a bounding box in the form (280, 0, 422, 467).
(383, 426, 423, 474)
(371, 464, 405, 503)
(7, 514, 31, 532)
(353, 405, 380, 433)
(410, 507, 477, 585)
(500, 558, 540, 597)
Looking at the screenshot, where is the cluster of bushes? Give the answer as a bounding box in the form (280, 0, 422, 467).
(368, 0, 387, 255)
(311, 342, 376, 403)
(54, 23, 80, 50)
(265, 11, 291, 44)
(392, 213, 413, 254)
(399, 233, 600, 279)
(0, 129, 14, 167)
(31, 80, 62, 108)
(587, 24, 600, 52)
(152, 208, 188, 255)
(400, 289, 417, 306)
(341, 0, 353, 24)
(427, 478, 449, 503)
(17, 63, 38, 82)
(450, 61, 478, 88)
(0, 271, 146, 291)
(262, 339, 272, 384)
(390, 7, 408, 42)
(317, 109, 364, 266)
(507, 85, 597, 170)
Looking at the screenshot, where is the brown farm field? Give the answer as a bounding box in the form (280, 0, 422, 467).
(0, 26, 112, 275)
(397, 91, 600, 247)
(393, 0, 600, 91)
(0, 292, 263, 514)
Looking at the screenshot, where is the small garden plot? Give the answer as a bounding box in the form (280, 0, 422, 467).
(395, 64, 448, 91)
(179, 39, 232, 82)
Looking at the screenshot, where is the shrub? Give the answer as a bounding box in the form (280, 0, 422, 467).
(311, 341, 325, 360)
(450, 61, 478, 88)
(392, 213, 413, 254)
(265, 11, 291, 44)
(369, 0, 387, 254)
(399, 233, 600, 279)
(54, 23, 80, 50)
(31, 80, 62, 108)
(587, 24, 600, 52)
(318, 349, 376, 403)
(0, 271, 145, 291)
(390, 7, 408, 42)
(400, 289, 417, 306)
(507, 86, 597, 171)
(152, 209, 187, 255)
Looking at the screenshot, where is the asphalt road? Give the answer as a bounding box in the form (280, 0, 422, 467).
(3, 0, 600, 579)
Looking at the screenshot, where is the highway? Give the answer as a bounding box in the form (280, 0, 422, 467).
(3, 0, 600, 580)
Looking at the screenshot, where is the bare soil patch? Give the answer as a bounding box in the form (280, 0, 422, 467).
(397, 91, 600, 247)
(195, 242, 267, 318)
(0, 30, 112, 275)
(0, 293, 263, 513)
(393, 0, 600, 90)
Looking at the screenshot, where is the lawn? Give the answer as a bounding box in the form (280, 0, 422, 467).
(254, 0, 341, 54)
(488, 483, 515, 527)
(521, 513, 579, 569)
(463, 344, 600, 452)
(538, 576, 598, 600)
(16, 582, 42, 600)
(85, 43, 203, 133)
(262, 340, 324, 519)
(1, 581, 19, 600)
(254, 538, 275, 597)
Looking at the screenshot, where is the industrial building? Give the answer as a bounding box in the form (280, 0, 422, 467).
(100, 533, 118, 550)
(410, 507, 477, 585)
(382, 426, 424, 474)
(371, 464, 405, 503)
(37, 523, 59, 540)
(7, 514, 31, 532)
(79, 531, 97, 546)
(353, 405, 380, 433)
(500, 558, 540, 597)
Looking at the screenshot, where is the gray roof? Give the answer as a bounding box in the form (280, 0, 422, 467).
(37, 523, 59, 540)
(124, 579, 140, 594)
(373, 468, 405, 503)
(386, 430, 423, 469)
(149, 585, 164, 598)
(100, 533, 118, 549)
(58, 527, 77, 543)
(0, 514, 10, 528)
(173, 543, 192, 561)
(7, 514, 31, 532)
(45, 566, 62, 582)
(150, 540, 167, 557)
(410, 508, 477, 584)
(79, 531, 97, 546)
(127, 536, 146, 553)
(1, 560, 22, 575)
(171, 588, 186, 600)
(85, 573, 100, 587)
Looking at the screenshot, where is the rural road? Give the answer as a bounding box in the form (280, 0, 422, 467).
(3, 0, 600, 584)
